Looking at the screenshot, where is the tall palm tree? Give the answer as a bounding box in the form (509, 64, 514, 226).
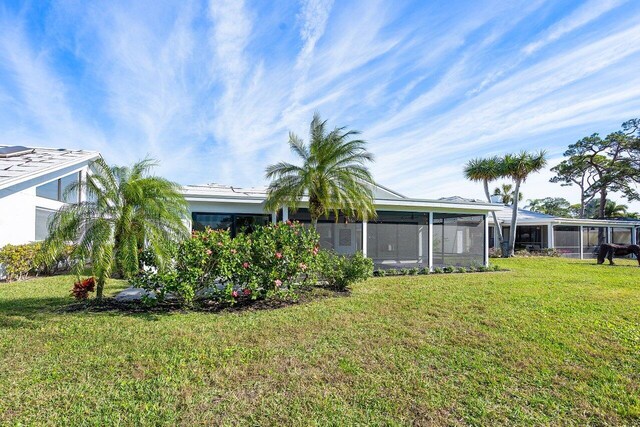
(265, 113, 377, 228)
(492, 183, 523, 205)
(464, 156, 505, 246)
(43, 158, 188, 299)
(502, 151, 547, 256)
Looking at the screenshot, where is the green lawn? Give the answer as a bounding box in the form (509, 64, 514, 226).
(1, 258, 639, 426)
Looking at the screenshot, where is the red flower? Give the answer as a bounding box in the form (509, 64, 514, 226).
(232, 290, 239, 298)
(242, 262, 250, 269)
(274, 279, 282, 287)
(299, 263, 307, 270)
(217, 242, 223, 246)
(206, 249, 212, 255)
(275, 252, 283, 259)
(243, 289, 251, 296)
(230, 249, 237, 254)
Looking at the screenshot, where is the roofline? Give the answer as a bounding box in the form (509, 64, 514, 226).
(0, 150, 101, 191)
(496, 217, 640, 227)
(182, 190, 502, 212)
(373, 182, 407, 199)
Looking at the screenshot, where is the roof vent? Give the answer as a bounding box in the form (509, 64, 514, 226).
(0, 146, 34, 158)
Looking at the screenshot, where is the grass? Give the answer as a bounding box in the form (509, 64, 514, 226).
(0, 257, 639, 426)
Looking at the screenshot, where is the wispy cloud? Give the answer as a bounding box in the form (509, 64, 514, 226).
(0, 0, 638, 210)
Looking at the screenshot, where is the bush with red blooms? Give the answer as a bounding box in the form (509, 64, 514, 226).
(72, 277, 96, 300)
(130, 221, 320, 305)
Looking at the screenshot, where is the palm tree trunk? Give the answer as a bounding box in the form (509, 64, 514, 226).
(311, 217, 318, 230)
(507, 179, 522, 257)
(483, 180, 503, 244)
(96, 274, 106, 300)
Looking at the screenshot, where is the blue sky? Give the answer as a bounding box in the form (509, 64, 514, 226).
(1, 0, 639, 210)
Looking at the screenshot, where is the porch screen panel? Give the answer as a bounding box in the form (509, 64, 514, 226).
(514, 225, 544, 251)
(554, 226, 580, 257)
(582, 226, 608, 258)
(366, 211, 429, 268)
(289, 209, 362, 255)
(611, 227, 632, 245)
(432, 214, 485, 267)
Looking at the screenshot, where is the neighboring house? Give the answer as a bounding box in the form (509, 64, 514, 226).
(489, 205, 640, 258)
(0, 145, 100, 247)
(183, 185, 501, 270)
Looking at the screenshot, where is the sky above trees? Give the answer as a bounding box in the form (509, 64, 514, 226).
(1, 0, 639, 210)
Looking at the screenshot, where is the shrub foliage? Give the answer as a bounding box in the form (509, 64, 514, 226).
(132, 221, 320, 304)
(314, 250, 373, 291)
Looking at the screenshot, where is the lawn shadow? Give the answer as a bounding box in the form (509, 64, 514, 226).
(0, 296, 72, 329)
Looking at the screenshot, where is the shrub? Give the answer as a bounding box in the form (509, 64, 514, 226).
(315, 250, 373, 291)
(399, 268, 410, 276)
(72, 277, 96, 299)
(0, 242, 41, 282)
(419, 267, 430, 275)
(443, 266, 455, 273)
(374, 269, 386, 277)
(514, 248, 561, 258)
(408, 267, 420, 275)
(489, 247, 502, 258)
(37, 244, 75, 276)
(131, 221, 319, 304)
(433, 267, 444, 274)
(385, 269, 397, 276)
(455, 266, 467, 274)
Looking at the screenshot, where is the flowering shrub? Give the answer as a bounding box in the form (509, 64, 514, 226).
(314, 250, 373, 291)
(131, 221, 319, 305)
(72, 277, 95, 299)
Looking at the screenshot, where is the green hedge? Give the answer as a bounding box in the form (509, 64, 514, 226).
(0, 242, 74, 282)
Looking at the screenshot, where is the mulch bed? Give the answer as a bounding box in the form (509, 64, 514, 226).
(59, 287, 349, 315)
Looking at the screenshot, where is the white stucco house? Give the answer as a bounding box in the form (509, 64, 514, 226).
(0, 144, 502, 270)
(0, 145, 99, 247)
(490, 205, 640, 258)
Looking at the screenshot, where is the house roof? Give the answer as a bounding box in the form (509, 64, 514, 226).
(494, 205, 640, 227)
(0, 146, 100, 190)
(182, 183, 502, 212)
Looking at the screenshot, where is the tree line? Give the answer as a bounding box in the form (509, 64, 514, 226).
(528, 118, 640, 219)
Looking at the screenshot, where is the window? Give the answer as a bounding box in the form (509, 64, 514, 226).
(35, 207, 56, 241)
(36, 172, 80, 203)
(191, 212, 270, 237)
(36, 180, 59, 200)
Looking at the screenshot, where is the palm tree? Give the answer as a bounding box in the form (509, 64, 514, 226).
(502, 151, 547, 256)
(43, 158, 188, 299)
(265, 113, 377, 228)
(492, 183, 523, 205)
(604, 200, 629, 218)
(464, 156, 505, 246)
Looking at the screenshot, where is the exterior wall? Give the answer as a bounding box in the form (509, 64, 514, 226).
(0, 165, 90, 247)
